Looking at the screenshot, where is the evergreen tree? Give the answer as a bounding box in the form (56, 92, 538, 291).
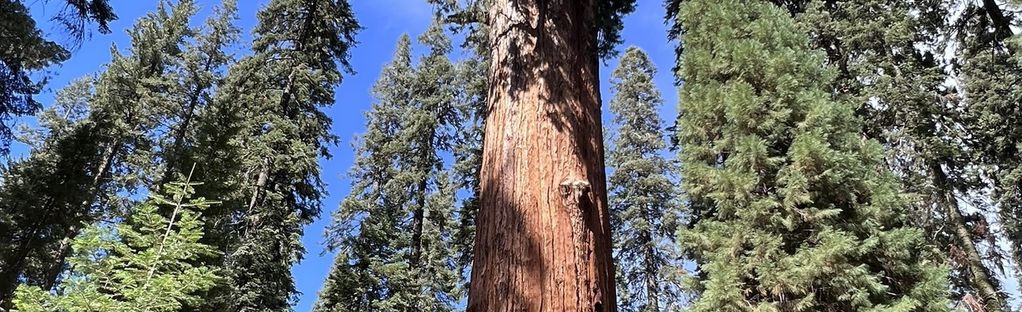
(316, 24, 463, 310)
(954, 1, 1022, 303)
(0, 1, 196, 306)
(672, 0, 950, 310)
(0, 0, 115, 155)
(152, 0, 240, 190)
(605, 47, 682, 312)
(12, 176, 220, 312)
(785, 0, 1009, 308)
(426, 0, 491, 293)
(213, 0, 359, 309)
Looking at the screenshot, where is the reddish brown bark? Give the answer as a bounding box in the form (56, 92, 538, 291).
(467, 0, 616, 311)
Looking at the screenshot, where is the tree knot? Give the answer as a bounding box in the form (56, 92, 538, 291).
(559, 179, 591, 209)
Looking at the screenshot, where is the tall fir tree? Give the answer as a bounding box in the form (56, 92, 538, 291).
(671, 0, 950, 310)
(315, 36, 415, 311)
(781, 0, 1009, 308)
(0, 0, 115, 155)
(426, 0, 492, 293)
(316, 23, 463, 310)
(954, 0, 1022, 304)
(151, 0, 240, 190)
(604, 47, 682, 312)
(148, 2, 242, 309)
(12, 176, 220, 312)
(212, 0, 359, 309)
(0, 1, 196, 306)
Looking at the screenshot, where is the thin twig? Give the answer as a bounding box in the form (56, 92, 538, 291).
(141, 162, 196, 311)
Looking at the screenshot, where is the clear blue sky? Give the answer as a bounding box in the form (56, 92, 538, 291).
(20, 0, 679, 310)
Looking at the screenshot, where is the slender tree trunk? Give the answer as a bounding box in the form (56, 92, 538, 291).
(41, 232, 74, 290)
(0, 139, 118, 307)
(38, 140, 118, 288)
(931, 161, 1004, 311)
(981, 0, 1013, 41)
(642, 206, 659, 311)
(410, 178, 427, 266)
(247, 159, 270, 218)
(467, 0, 615, 311)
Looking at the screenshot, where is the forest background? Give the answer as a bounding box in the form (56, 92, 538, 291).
(8, 0, 684, 310)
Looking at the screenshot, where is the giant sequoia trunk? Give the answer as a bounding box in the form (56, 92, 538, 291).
(467, 0, 616, 311)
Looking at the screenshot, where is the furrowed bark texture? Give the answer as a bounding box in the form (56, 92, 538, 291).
(467, 0, 616, 311)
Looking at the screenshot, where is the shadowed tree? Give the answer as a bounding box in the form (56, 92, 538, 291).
(466, 0, 635, 310)
(211, 0, 360, 309)
(0, 2, 195, 307)
(0, 0, 115, 155)
(954, 0, 1022, 304)
(784, 0, 1009, 308)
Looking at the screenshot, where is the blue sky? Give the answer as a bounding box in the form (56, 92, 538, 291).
(20, 0, 679, 310)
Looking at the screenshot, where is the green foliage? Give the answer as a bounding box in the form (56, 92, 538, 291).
(954, 0, 1022, 294)
(211, 0, 360, 309)
(12, 178, 220, 312)
(316, 23, 466, 310)
(152, 0, 240, 188)
(605, 47, 683, 312)
(0, 0, 69, 154)
(0, 0, 116, 155)
(0, 2, 196, 306)
(791, 0, 1007, 306)
(595, 0, 637, 58)
(672, 0, 950, 310)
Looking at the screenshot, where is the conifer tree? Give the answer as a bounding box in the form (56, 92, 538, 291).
(605, 47, 681, 312)
(0, 0, 115, 155)
(316, 24, 462, 310)
(954, 0, 1022, 301)
(0, 1, 196, 306)
(213, 0, 359, 309)
(672, 0, 950, 309)
(12, 176, 220, 312)
(426, 0, 491, 292)
(315, 35, 415, 311)
(783, 1, 1009, 308)
(152, 0, 240, 190)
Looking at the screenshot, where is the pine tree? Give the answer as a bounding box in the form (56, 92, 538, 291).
(316, 23, 463, 310)
(12, 175, 220, 312)
(0, 0, 115, 155)
(954, 0, 1022, 304)
(316, 34, 414, 311)
(605, 47, 682, 312)
(786, 0, 1008, 308)
(672, 0, 950, 310)
(0, 1, 196, 306)
(426, 0, 491, 293)
(214, 0, 359, 309)
(152, 0, 240, 190)
(0, 79, 106, 306)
